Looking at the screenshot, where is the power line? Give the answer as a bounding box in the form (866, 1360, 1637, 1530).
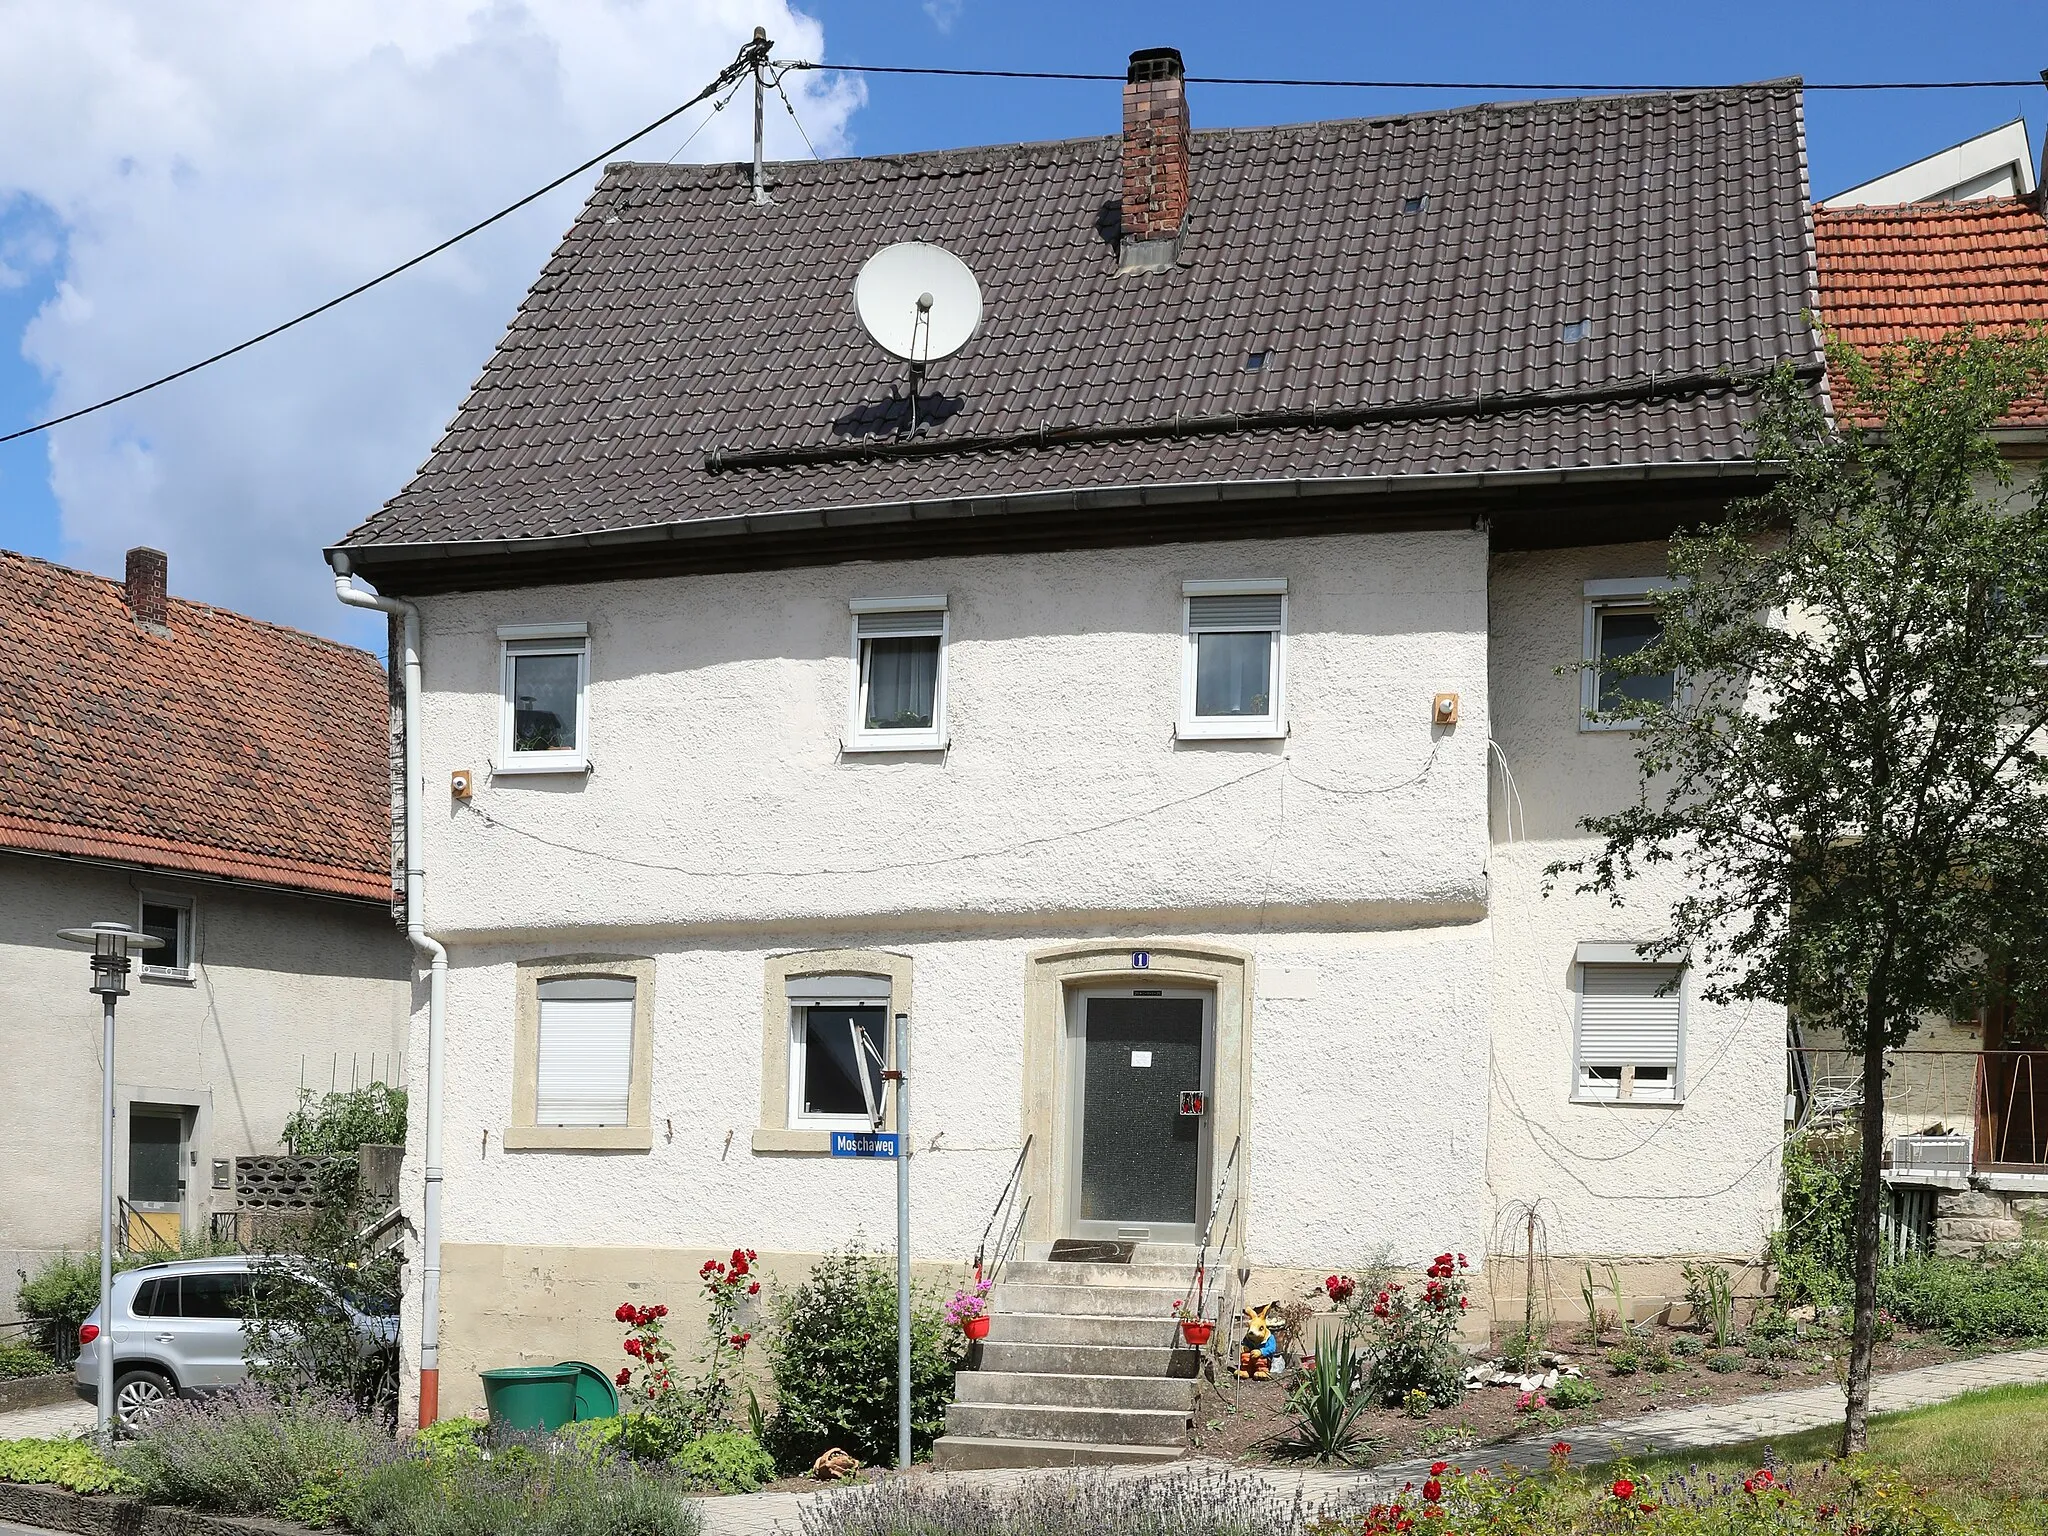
(0, 34, 770, 448)
(793, 61, 2048, 93)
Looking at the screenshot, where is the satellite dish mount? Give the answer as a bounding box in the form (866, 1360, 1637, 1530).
(854, 243, 983, 435)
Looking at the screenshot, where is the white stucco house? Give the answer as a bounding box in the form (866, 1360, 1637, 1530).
(328, 52, 1820, 1443)
(0, 547, 412, 1318)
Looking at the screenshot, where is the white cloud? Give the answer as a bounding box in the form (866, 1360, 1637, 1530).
(922, 0, 964, 33)
(0, 1, 861, 644)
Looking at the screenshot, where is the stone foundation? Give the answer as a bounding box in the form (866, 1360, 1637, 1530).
(1933, 1187, 2026, 1257)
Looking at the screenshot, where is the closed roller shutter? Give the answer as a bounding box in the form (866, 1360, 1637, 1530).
(536, 978, 635, 1126)
(1187, 593, 1283, 631)
(856, 609, 944, 638)
(1577, 964, 1682, 1067)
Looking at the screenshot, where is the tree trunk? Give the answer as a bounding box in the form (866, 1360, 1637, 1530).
(1843, 975, 1890, 1455)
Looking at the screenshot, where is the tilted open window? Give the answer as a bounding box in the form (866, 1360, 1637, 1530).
(787, 974, 892, 1130)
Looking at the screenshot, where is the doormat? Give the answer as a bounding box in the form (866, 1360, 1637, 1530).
(1049, 1239, 1136, 1264)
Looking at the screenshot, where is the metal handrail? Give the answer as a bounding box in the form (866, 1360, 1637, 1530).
(971, 1135, 1032, 1288)
(1182, 1134, 1242, 1327)
(117, 1197, 179, 1256)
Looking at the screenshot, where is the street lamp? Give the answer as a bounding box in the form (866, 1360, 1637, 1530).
(57, 921, 161, 1435)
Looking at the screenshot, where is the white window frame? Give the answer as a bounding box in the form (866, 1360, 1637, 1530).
(136, 893, 194, 981)
(497, 622, 590, 775)
(1571, 942, 1686, 1107)
(785, 974, 894, 1131)
(1178, 578, 1288, 740)
(846, 596, 948, 753)
(1581, 578, 1681, 732)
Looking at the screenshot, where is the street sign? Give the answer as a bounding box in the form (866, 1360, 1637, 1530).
(831, 1130, 900, 1159)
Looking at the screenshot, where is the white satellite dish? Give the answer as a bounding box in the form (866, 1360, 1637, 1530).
(854, 242, 983, 365)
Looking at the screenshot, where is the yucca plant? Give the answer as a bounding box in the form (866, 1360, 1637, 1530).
(1273, 1332, 1372, 1465)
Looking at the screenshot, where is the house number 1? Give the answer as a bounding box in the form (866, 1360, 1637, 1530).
(1131, 951, 1151, 969)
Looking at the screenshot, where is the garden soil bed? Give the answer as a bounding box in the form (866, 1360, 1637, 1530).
(1188, 1326, 1983, 1467)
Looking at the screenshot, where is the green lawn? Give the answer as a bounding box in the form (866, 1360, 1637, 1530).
(1628, 1384, 2048, 1530)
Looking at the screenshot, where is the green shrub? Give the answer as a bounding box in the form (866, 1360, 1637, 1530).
(0, 1437, 134, 1494)
(0, 1342, 58, 1380)
(343, 1436, 699, 1536)
(672, 1430, 776, 1493)
(1880, 1247, 2048, 1344)
(764, 1247, 963, 1469)
(1361, 1254, 1471, 1412)
(112, 1384, 387, 1517)
(412, 1416, 487, 1464)
(282, 1083, 408, 1158)
(1546, 1375, 1604, 1410)
(16, 1240, 236, 1362)
(1604, 1345, 1640, 1376)
(1767, 1130, 1858, 1309)
(1703, 1350, 1742, 1373)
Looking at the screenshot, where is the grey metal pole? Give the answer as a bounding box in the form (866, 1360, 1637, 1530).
(895, 1010, 910, 1470)
(98, 993, 116, 1435)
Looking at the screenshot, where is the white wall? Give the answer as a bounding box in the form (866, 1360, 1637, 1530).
(0, 853, 413, 1317)
(1484, 544, 1786, 1262)
(411, 530, 1492, 938)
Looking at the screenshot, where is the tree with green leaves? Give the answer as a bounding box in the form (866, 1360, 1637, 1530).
(1549, 324, 2048, 1451)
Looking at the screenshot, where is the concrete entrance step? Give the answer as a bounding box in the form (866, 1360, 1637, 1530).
(953, 1370, 1197, 1412)
(991, 1282, 1188, 1318)
(998, 1260, 1196, 1288)
(942, 1400, 1190, 1447)
(928, 1434, 1186, 1471)
(978, 1341, 1196, 1377)
(984, 1311, 1182, 1348)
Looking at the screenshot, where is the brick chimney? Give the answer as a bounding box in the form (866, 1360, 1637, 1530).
(125, 546, 169, 632)
(1120, 46, 1190, 273)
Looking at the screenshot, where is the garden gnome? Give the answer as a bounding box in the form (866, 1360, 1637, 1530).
(1237, 1301, 1283, 1379)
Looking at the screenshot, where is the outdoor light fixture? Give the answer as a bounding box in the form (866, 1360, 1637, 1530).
(57, 920, 162, 1435)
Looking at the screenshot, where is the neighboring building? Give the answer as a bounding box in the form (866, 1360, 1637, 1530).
(331, 57, 1816, 1438)
(1824, 117, 2039, 206)
(0, 547, 413, 1314)
(1810, 189, 2048, 1251)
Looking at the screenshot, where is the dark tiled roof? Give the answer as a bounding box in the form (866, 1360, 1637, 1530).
(0, 550, 394, 902)
(1814, 198, 2048, 427)
(340, 84, 1818, 558)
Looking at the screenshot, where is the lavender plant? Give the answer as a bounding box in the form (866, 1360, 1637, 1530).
(801, 1469, 1318, 1536)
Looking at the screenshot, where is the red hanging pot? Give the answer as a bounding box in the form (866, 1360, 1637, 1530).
(1179, 1319, 1215, 1347)
(963, 1315, 992, 1341)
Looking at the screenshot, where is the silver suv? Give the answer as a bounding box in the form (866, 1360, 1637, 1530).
(75, 1255, 398, 1424)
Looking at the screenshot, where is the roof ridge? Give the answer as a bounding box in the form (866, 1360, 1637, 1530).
(613, 77, 1807, 180)
(0, 546, 380, 664)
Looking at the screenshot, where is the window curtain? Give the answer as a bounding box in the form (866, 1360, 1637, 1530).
(864, 637, 939, 729)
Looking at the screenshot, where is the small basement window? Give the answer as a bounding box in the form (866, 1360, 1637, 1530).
(1574, 952, 1684, 1105)
(498, 623, 589, 773)
(787, 974, 892, 1130)
(1582, 579, 1681, 730)
(138, 896, 192, 977)
(534, 976, 636, 1128)
(847, 597, 948, 752)
(1180, 579, 1287, 739)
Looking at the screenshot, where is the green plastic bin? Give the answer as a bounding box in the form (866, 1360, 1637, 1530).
(479, 1364, 580, 1432)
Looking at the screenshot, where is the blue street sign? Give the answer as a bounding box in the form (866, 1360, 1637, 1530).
(831, 1131, 900, 1159)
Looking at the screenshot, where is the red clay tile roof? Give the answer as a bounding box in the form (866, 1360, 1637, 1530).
(1813, 198, 2048, 426)
(0, 550, 394, 902)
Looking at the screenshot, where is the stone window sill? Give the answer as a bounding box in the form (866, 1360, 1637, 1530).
(501, 1125, 652, 1152)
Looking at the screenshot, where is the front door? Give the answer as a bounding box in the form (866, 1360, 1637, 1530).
(1068, 988, 1210, 1243)
(127, 1110, 185, 1251)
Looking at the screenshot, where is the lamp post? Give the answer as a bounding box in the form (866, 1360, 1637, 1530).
(57, 921, 162, 1435)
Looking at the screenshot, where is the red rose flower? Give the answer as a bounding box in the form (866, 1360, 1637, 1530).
(653, 1304, 668, 1318)
(1550, 1441, 1572, 1459)
(623, 1337, 643, 1357)
(1611, 1478, 1636, 1502)
(615, 1367, 632, 1387)
(748, 1281, 761, 1295)
(614, 1302, 634, 1323)
(1422, 1480, 1442, 1503)
(1430, 1462, 1449, 1476)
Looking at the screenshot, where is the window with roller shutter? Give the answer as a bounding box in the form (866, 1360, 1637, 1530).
(535, 976, 636, 1126)
(1179, 578, 1287, 739)
(1574, 961, 1684, 1104)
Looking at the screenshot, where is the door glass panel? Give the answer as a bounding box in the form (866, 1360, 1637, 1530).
(129, 1112, 182, 1205)
(1078, 997, 1204, 1227)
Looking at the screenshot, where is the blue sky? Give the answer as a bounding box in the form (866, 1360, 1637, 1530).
(0, 0, 2040, 640)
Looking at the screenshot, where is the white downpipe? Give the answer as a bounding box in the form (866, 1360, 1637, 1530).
(331, 557, 448, 1426)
